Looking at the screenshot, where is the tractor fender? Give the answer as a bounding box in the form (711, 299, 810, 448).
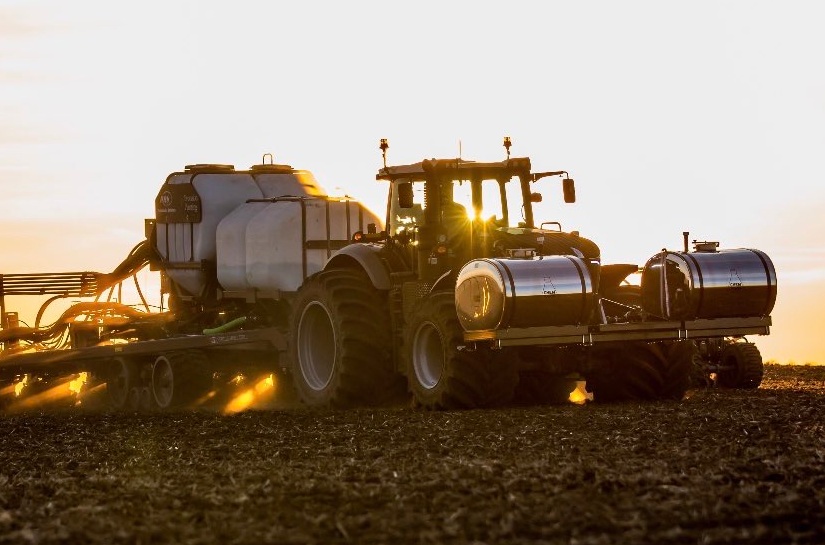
(324, 243, 392, 290)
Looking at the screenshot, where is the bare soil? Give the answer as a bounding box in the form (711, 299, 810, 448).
(1, 364, 823, 544)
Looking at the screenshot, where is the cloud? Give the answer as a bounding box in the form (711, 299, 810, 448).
(0, 127, 38, 145)
(0, 4, 68, 81)
(0, 7, 41, 37)
(0, 115, 62, 144)
(778, 268, 825, 285)
(0, 6, 38, 82)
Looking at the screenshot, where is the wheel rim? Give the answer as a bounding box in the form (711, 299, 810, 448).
(297, 301, 336, 392)
(412, 321, 444, 390)
(152, 355, 175, 409)
(107, 357, 132, 407)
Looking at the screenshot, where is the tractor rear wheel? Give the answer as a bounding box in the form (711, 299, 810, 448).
(289, 269, 399, 408)
(717, 342, 764, 389)
(404, 291, 517, 410)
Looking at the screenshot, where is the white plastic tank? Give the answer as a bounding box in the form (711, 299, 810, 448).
(216, 166, 329, 294)
(251, 167, 326, 198)
(155, 166, 263, 296)
(215, 201, 271, 292)
(217, 196, 382, 294)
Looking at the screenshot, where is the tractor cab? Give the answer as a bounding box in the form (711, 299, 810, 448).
(375, 138, 596, 283)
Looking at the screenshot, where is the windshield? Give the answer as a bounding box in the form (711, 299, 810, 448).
(388, 175, 526, 237)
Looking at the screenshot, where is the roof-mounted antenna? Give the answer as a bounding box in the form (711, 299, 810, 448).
(458, 139, 462, 160)
(379, 138, 389, 168)
(503, 136, 512, 159)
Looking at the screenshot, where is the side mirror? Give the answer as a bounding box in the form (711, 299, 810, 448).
(397, 182, 414, 209)
(529, 192, 543, 203)
(563, 178, 576, 203)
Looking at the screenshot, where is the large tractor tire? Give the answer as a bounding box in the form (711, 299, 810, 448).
(404, 291, 518, 410)
(289, 269, 400, 408)
(717, 342, 764, 389)
(661, 340, 700, 398)
(151, 350, 213, 410)
(585, 341, 692, 403)
(513, 370, 578, 406)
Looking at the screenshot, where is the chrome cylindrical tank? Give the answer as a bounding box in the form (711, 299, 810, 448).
(640, 248, 777, 320)
(455, 256, 595, 332)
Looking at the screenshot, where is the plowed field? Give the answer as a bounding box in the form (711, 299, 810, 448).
(1, 364, 823, 544)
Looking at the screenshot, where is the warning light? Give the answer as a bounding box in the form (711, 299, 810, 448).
(352, 230, 386, 243)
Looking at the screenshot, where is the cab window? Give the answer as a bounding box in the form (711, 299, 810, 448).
(389, 179, 426, 236)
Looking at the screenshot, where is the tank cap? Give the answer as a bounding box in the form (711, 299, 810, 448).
(692, 240, 720, 252)
(249, 163, 294, 172)
(184, 164, 235, 172)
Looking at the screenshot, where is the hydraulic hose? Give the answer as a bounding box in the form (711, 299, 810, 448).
(0, 301, 151, 344)
(203, 316, 247, 335)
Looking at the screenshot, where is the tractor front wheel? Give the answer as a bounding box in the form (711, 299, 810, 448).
(404, 291, 517, 410)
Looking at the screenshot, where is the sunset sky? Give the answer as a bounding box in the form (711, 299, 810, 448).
(1, 1, 823, 363)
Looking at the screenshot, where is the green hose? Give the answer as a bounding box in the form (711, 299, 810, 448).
(203, 316, 247, 335)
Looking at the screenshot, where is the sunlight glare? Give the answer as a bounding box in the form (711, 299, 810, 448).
(569, 381, 592, 404)
(68, 372, 88, 395)
(9, 376, 75, 411)
(14, 375, 29, 397)
(223, 373, 277, 414)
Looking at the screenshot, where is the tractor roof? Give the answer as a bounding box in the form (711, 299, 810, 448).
(376, 157, 533, 182)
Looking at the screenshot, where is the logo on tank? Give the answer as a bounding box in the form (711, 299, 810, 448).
(543, 276, 557, 295)
(729, 268, 743, 288)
